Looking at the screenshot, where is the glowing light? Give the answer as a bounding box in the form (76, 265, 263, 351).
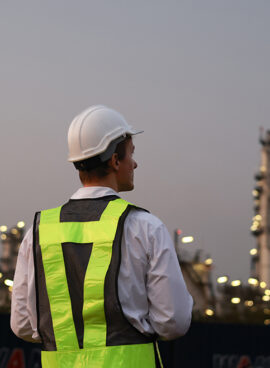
(205, 309, 214, 316)
(11, 228, 18, 235)
(248, 278, 259, 286)
(4, 279, 13, 287)
(181, 236, 194, 244)
(176, 229, 182, 236)
(253, 215, 262, 221)
(8, 286, 13, 292)
(1, 234, 7, 240)
(0, 273, 2, 278)
(250, 225, 259, 231)
(264, 319, 270, 326)
(17, 221, 25, 229)
(265, 289, 270, 296)
(250, 248, 258, 256)
(260, 166, 266, 172)
(231, 280, 241, 287)
(263, 295, 270, 302)
(260, 282, 267, 289)
(0, 225, 7, 232)
(217, 276, 228, 284)
(252, 190, 259, 197)
(205, 258, 213, 266)
(231, 298, 241, 304)
(244, 300, 254, 307)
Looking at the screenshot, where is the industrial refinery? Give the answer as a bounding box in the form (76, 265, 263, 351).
(173, 130, 270, 324)
(1, 131, 270, 325)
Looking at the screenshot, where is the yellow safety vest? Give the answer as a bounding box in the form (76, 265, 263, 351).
(35, 197, 160, 368)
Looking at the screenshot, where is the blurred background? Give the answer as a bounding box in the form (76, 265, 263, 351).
(0, 1, 270, 322)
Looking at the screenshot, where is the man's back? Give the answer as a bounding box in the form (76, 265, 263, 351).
(11, 105, 193, 367)
(11, 187, 193, 344)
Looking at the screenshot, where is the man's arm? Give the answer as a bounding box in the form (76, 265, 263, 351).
(11, 227, 41, 343)
(120, 209, 193, 340)
(146, 221, 193, 340)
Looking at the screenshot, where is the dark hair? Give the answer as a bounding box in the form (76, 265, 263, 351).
(79, 136, 131, 183)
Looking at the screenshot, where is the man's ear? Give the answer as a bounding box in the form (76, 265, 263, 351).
(109, 153, 120, 171)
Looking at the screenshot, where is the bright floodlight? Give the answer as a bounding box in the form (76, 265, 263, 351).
(244, 300, 253, 307)
(265, 290, 270, 296)
(217, 276, 228, 284)
(0, 225, 7, 232)
(250, 248, 258, 256)
(205, 258, 213, 266)
(205, 309, 214, 316)
(263, 295, 270, 302)
(4, 279, 13, 287)
(231, 280, 241, 287)
(17, 221, 25, 229)
(181, 236, 194, 244)
(231, 298, 241, 304)
(250, 224, 259, 231)
(248, 278, 259, 286)
(253, 215, 262, 221)
(260, 282, 267, 289)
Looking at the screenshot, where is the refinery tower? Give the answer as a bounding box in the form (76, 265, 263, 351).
(251, 130, 270, 287)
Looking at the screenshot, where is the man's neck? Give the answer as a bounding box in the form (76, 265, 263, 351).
(83, 175, 119, 192)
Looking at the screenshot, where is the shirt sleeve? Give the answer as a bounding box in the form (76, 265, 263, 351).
(146, 218, 193, 340)
(10, 226, 41, 343)
(120, 209, 193, 341)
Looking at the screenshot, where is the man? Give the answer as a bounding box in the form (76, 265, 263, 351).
(11, 105, 193, 367)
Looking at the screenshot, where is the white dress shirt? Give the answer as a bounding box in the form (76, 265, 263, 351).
(11, 186, 193, 343)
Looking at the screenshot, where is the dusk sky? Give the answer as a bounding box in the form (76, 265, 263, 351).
(1, 1, 270, 284)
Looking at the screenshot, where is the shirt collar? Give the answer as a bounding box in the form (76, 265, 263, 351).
(70, 186, 119, 200)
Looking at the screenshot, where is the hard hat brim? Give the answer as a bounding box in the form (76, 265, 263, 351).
(127, 127, 144, 136)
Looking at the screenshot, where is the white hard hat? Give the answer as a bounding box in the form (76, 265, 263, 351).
(68, 105, 143, 163)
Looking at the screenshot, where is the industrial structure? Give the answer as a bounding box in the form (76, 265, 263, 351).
(213, 130, 270, 324)
(174, 130, 270, 324)
(1, 130, 270, 320)
(174, 230, 216, 319)
(0, 222, 25, 312)
(250, 130, 270, 286)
